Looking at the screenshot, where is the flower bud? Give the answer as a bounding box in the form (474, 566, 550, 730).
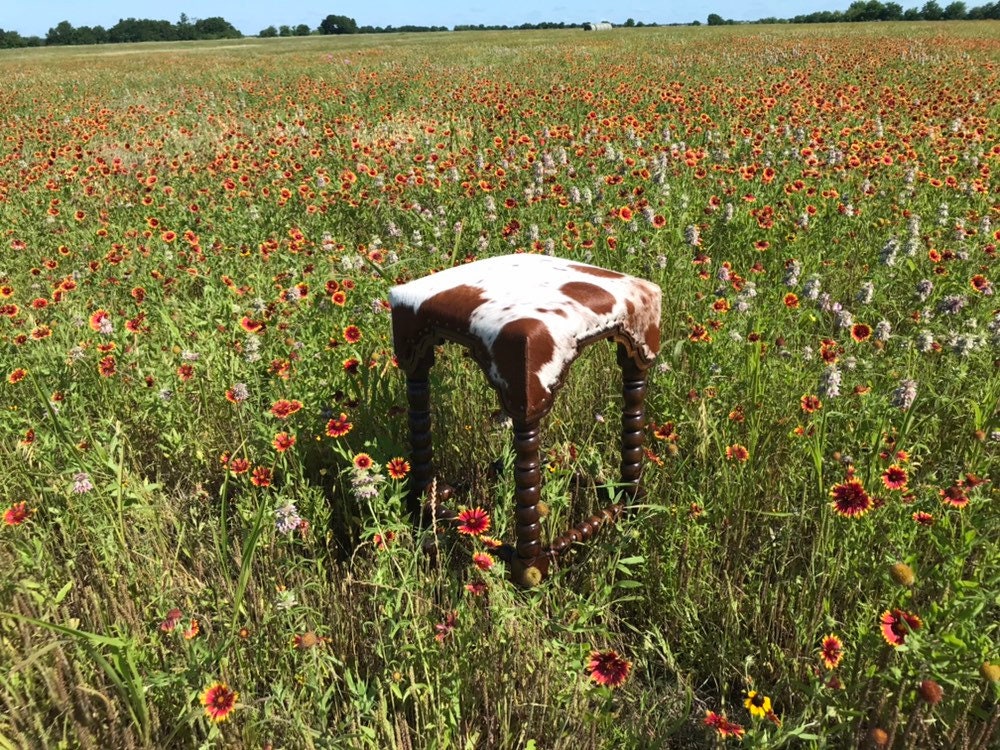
(890, 561, 915, 587)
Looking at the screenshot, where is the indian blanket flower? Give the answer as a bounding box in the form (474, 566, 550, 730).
(829, 478, 873, 518)
(325, 412, 353, 438)
(880, 608, 923, 648)
(912, 511, 935, 525)
(940, 483, 969, 508)
(229, 457, 250, 475)
(434, 611, 457, 642)
(820, 634, 844, 670)
(272, 432, 296, 452)
(800, 394, 822, 413)
(744, 690, 772, 719)
(586, 649, 632, 688)
(850, 323, 872, 342)
(250, 466, 272, 488)
(472, 552, 495, 571)
(4, 501, 32, 526)
(465, 579, 488, 596)
(881, 464, 908, 491)
(725, 443, 749, 462)
(456, 507, 491, 536)
(200, 682, 238, 723)
(353, 453, 374, 471)
(159, 608, 183, 633)
(704, 711, 746, 739)
(7, 367, 27, 384)
(269, 399, 303, 419)
(386, 457, 411, 479)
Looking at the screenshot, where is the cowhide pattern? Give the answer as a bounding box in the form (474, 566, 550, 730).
(390, 254, 661, 422)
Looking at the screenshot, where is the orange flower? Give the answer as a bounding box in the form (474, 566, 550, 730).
(800, 394, 822, 413)
(819, 634, 844, 670)
(200, 682, 238, 723)
(456, 507, 490, 536)
(386, 457, 410, 479)
(4, 501, 32, 526)
(272, 432, 296, 452)
(325, 413, 353, 438)
(586, 649, 632, 688)
(269, 399, 303, 419)
(725, 444, 749, 462)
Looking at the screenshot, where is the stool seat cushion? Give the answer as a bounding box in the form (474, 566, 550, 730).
(390, 254, 661, 422)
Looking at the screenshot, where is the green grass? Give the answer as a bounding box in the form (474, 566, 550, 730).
(1, 22, 999, 749)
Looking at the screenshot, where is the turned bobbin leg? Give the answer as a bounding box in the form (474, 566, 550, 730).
(404, 356, 435, 522)
(512, 420, 548, 582)
(618, 344, 648, 508)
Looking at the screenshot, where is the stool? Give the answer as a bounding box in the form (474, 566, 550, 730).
(389, 254, 661, 584)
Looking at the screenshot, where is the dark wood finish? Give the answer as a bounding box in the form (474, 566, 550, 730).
(404, 356, 434, 521)
(618, 344, 648, 507)
(512, 421, 543, 566)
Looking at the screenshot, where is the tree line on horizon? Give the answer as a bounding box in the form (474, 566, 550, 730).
(709, 0, 1000, 24)
(1, 2, 998, 49)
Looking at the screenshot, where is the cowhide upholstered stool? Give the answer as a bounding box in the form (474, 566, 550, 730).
(389, 254, 661, 585)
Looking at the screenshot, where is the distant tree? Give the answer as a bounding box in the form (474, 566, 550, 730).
(883, 2, 905, 19)
(319, 14, 358, 34)
(903, 6, 923, 17)
(259, 25, 278, 37)
(943, 0, 968, 16)
(279, 25, 292, 36)
(294, 24, 312, 35)
(46, 20, 76, 45)
(75, 25, 108, 44)
(968, 1, 1000, 17)
(177, 13, 194, 39)
(921, 0, 945, 18)
(707, 12, 725, 24)
(624, 18, 636, 26)
(193, 17, 242, 39)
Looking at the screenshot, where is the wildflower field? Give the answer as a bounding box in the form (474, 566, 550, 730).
(1, 22, 999, 749)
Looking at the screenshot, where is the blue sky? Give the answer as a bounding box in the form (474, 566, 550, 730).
(3, 1, 864, 37)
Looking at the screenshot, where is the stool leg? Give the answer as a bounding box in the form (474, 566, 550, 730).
(405, 360, 434, 522)
(512, 420, 546, 584)
(618, 345, 648, 507)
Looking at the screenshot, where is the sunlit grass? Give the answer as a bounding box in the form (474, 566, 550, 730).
(1, 22, 999, 749)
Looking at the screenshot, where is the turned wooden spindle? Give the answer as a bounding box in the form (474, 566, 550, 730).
(512, 421, 543, 565)
(405, 360, 434, 521)
(618, 344, 648, 507)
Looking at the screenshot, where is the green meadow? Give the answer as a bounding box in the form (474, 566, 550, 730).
(1, 24, 998, 748)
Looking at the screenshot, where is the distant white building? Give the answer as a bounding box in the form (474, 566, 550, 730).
(583, 21, 613, 31)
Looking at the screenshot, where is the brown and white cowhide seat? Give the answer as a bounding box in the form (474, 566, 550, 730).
(389, 253, 662, 585)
